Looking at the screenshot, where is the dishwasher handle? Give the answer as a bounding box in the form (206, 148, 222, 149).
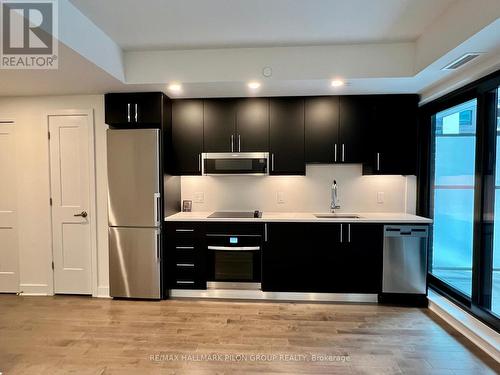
(384, 226, 428, 238)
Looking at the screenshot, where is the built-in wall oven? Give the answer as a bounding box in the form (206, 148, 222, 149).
(206, 226, 262, 290)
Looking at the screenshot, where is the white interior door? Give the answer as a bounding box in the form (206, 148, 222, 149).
(49, 114, 92, 294)
(0, 121, 19, 292)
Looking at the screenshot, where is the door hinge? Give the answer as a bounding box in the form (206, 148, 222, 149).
(51, 261, 54, 270)
(49, 197, 52, 206)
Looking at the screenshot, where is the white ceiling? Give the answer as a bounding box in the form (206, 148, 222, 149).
(70, 0, 455, 50)
(1, 0, 499, 99)
(0, 44, 126, 96)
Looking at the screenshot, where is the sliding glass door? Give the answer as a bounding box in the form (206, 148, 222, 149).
(430, 99, 477, 297)
(425, 73, 500, 331)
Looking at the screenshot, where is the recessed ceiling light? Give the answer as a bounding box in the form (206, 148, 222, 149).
(248, 81, 261, 90)
(168, 83, 182, 93)
(331, 79, 344, 87)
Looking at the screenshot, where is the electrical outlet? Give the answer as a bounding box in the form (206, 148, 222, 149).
(194, 192, 204, 203)
(377, 192, 384, 204)
(277, 191, 285, 204)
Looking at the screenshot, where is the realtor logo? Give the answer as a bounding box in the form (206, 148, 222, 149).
(1, 0, 58, 69)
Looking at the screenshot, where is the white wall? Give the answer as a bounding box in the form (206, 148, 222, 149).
(181, 164, 417, 214)
(0, 95, 109, 297)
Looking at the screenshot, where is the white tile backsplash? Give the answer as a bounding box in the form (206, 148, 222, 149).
(181, 164, 416, 213)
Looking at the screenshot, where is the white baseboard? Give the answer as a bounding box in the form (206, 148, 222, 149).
(428, 291, 500, 363)
(96, 285, 110, 298)
(19, 283, 50, 296)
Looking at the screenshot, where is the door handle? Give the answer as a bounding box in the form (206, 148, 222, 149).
(74, 211, 88, 218)
(238, 134, 241, 152)
(198, 154, 201, 172)
(231, 135, 234, 152)
(154, 192, 161, 225)
(156, 230, 161, 261)
(134, 103, 138, 122)
(340, 223, 343, 243)
(342, 144, 345, 162)
(348, 224, 351, 243)
(334, 144, 337, 162)
(271, 153, 275, 171)
(376, 152, 380, 171)
(127, 103, 131, 122)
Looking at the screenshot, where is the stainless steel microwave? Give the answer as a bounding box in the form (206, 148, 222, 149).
(202, 152, 269, 175)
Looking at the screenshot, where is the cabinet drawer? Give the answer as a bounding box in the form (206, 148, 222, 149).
(172, 268, 205, 289)
(174, 264, 198, 277)
(174, 248, 197, 263)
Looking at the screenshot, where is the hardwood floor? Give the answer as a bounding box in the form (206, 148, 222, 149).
(0, 295, 498, 374)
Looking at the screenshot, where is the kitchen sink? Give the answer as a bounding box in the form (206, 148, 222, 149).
(314, 213, 362, 219)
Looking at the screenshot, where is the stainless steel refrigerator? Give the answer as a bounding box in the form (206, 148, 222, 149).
(107, 129, 162, 299)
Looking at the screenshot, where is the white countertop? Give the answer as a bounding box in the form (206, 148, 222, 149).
(165, 211, 432, 224)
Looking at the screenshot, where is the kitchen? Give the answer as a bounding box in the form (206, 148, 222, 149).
(104, 93, 430, 304)
(1, 0, 500, 374)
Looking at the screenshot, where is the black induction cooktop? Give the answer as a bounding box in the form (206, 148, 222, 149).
(208, 211, 262, 218)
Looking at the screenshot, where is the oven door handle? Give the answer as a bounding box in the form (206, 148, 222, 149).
(207, 246, 260, 251)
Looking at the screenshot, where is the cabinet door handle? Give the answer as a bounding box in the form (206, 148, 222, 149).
(264, 223, 268, 242)
(127, 103, 131, 122)
(198, 154, 201, 172)
(342, 144, 345, 162)
(348, 224, 351, 243)
(176, 280, 194, 285)
(271, 154, 275, 171)
(238, 134, 241, 152)
(376, 152, 380, 171)
(176, 263, 194, 268)
(334, 144, 337, 162)
(340, 223, 343, 243)
(231, 135, 234, 152)
(134, 104, 138, 122)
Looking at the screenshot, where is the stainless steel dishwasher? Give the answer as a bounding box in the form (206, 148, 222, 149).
(382, 225, 429, 294)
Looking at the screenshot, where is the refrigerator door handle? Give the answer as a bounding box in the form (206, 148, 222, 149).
(154, 192, 161, 226)
(156, 229, 161, 262)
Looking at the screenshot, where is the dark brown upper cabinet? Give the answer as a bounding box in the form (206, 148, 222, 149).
(362, 95, 419, 175)
(269, 97, 305, 175)
(305, 96, 340, 163)
(171, 99, 204, 175)
(203, 98, 269, 153)
(236, 98, 269, 152)
(105, 92, 163, 127)
(339, 96, 372, 164)
(203, 98, 237, 152)
(305, 96, 368, 164)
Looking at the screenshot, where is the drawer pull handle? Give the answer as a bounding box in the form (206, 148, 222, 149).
(176, 229, 194, 232)
(176, 246, 194, 250)
(176, 280, 194, 285)
(176, 263, 195, 267)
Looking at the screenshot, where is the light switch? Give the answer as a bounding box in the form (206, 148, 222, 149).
(194, 192, 204, 203)
(377, 192, 384, 204)
(277, 191, 285, 204)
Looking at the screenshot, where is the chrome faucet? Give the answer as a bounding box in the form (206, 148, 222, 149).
(331, 179, 340, 212)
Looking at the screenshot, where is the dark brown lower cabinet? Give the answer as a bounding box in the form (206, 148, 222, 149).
(166, 222, 206, 289)
(262, 223, 383, 293)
